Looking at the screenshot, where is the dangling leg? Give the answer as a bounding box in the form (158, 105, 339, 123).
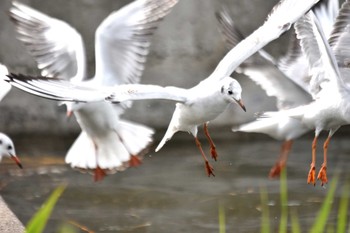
(94, 167, 107, 182)
(195, 137, 215, 177)
(92, 140, 107, 182)
(317, 136, 330, 186)
(317, 128, 338, 186)
(308, 133, 319, 186)
(269, 140, 293, 178)
(129, 155, 142, 167)
(204, 122, 218, 161)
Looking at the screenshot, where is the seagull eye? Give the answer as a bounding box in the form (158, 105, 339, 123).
(228, 90, 233, 95)
(7, 145, 12, 150)
(0, 140, 3, 145)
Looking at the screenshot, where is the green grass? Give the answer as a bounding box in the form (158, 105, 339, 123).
(218, 171, 349, 233)
(26, 184, 66, 233)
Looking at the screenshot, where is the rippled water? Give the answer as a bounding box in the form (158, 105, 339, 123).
(0, 132, 349, 233)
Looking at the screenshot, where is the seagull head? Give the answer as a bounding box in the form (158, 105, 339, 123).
(0, 133, 22, 169)
(221, 78, 246, 112)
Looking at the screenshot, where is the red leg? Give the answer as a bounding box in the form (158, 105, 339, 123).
(269, 140, 293, 178)
(94, 166, 107, 182)
(203, 123, 218, 161)
(195, 137, 215, 177)
(308, 136, 317, 186)
(129, 155, 142, 167)
(317, 136, 330, 186)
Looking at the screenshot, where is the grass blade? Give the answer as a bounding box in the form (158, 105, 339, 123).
(219, 202, 226, 233)
(26, 184, 66, 233)
(337, 182, 349, 233)
(309, 176, 338, 233)
(279, 169, 288, 233)
(260, 186, 270, 233)
(290, 209, 301, 233)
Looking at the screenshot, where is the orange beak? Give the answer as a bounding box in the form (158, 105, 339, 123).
(10, 155, 23, 169)
(236, 99, 246, 112)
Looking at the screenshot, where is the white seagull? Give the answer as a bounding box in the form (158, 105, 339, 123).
(8, 0, 179, 181)
(215, 0, 338, 178)
(263, 0, 350, 186)
(0, 132, 22, 169)
(6, 0, 321, 177)
(0, 64, 22, 169)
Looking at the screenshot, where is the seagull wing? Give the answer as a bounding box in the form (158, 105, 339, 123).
(5, 73, 107, 102)
(107, 84, 189, 103)
(94, 0, 178, 86)
(9, 1, 86, 81)
(313, 0, 339, 37)
(277, 0, 338, 93)
(5, 73, 189, 103)
(328, 0, 350, 85)
(205, 0, 321, 83)
(215, 8, 277, 65)
(295, 10, 344, 98)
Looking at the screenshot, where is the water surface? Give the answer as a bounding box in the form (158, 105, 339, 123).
(0, 132, 349, 232)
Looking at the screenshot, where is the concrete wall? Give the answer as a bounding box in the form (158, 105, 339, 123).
(0, 0, 288, 135)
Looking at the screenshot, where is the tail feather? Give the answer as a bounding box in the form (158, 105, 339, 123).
(66, 120, 154, 173)
(115, 119, 154, 156)
(155, 125, 177, 152)
(233, 118, 280, 134)
(65, 132, 97, 169)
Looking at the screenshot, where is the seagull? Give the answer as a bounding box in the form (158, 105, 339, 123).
(6, 0, 321, 177)
(0, 132, 22, 169)
(215, 0, 338, 178)
(8, 0, 179, 181)
(262, 0, 350, 186)
(0, 64, 22, 169)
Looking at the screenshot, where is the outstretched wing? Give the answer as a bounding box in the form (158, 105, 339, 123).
(9, 1, 86, 81)
(5, 73, 107, 102)
(94, 0, 178, 86)
(205, 0, 321, 83)
(5, 73, 189, 103)
(215, 8, 276, 65)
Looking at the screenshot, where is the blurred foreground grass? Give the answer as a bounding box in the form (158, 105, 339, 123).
(219, 170, 350, 233)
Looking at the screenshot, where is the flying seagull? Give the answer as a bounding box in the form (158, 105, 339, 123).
(6, 0, 321, 177)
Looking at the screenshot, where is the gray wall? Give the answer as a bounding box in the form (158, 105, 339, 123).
(0, 0, 287, 135)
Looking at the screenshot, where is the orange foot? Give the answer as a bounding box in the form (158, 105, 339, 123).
(210, 147, 218, 161)
(129, 155, 142, 167)
(307, 165, 316, 186)
(269, 162, 285, 178)
(205, 161, 215, 177)
(317, 165, 328, 186)
(94, 167, 107, 182)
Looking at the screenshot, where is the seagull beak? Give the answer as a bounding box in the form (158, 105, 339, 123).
(10, 154, 23, 169)
(236, 99, 246, 112)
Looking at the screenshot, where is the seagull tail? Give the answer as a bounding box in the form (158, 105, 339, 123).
(232, 118, 280, 135)
(65, 120, 154, 174)
(65, 131, 98, 169)
(115, 119, 154, 157)
(155, 125, 177, 152)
